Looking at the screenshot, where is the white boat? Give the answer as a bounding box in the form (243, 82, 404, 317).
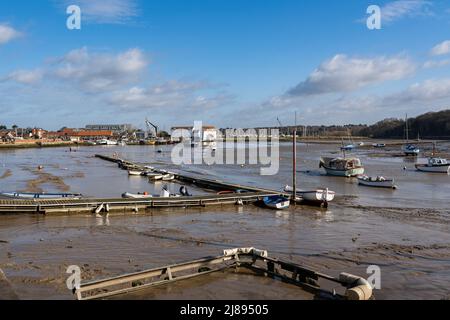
(128, 170, 145, 176)
(162, 174, 175, 181)
(320, 157, 365, 177)
(372, 143, 386, 148)
(148, 173, 165, 181)
(284, 186, 335, 203)
(121, 192, 153, 199)
(97, 139, 118, 146)
(357, 175, 397, 189)
(415, 158, 450, 174)
(0, 192, 83, 200)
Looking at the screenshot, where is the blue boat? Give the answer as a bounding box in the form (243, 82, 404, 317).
(262, 196, 290, 210)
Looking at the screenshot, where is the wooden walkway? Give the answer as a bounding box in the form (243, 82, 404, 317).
(0, 154, 308, 215)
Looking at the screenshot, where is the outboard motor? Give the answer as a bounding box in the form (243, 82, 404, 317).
(160, 185, 170, 198)
(179, 186, 191, 197)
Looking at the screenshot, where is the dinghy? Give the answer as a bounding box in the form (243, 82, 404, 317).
(357, 175, 397, 189)
(262, 196, 290, 210)
(121, 192, 153, 199)
(284, 186, 335, 203)
(147, 173, 165, 181)
(162, 174, 175, 181)
(128, 170, 145, 176)
(415, 157, 450, 174)
(0, 192, 83, 200)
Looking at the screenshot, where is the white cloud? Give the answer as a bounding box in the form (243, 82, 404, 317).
(61, 0, 139, 24)
(52, 47, 148, 92)
(381, 0, 433, 23)
(110, 80, 234, 110)
(287, 54, 415, 96)
(423, 59, 450, 68)
(7, 69, 43, 84)
(388, 78, 450, 103)
(0, 24, 21, 45)
(430, 40, 450, 56)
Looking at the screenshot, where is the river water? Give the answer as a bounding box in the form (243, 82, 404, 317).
(0, 142, 449, 300)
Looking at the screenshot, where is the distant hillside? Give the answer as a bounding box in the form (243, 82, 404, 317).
(354, 110, 450, 139)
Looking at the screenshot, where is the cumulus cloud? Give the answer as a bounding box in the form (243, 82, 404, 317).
(430, 40, 450, 56)
(381, 0, 433, 23)
(60, 0, 139, 24)
(0, 24, 21, 45)
(287, 54, 415, 96)
(423, 59, 450, 69)
(52, 47, 148, 92)
(109, 80, 234, 110)
(388, 78, 450, 103)
(6, 69, 43, 84)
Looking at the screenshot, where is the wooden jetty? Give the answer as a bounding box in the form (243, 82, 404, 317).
(0, 154, 328, 215)
(75, 247, 373, 300)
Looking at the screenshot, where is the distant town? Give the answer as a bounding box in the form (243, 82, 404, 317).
(1, 110, 449, 148)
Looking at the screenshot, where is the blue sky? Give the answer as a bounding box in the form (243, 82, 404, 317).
(1, 0, 450, 130)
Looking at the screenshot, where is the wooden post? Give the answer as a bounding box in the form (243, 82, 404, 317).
(292, 129, 297, 203)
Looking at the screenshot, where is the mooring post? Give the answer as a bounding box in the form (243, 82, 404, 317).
(292, 129, 297, 203)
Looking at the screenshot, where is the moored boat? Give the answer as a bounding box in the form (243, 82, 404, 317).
(415, 157, 450, 174)
(284, 186, 336, 203)
(121, 192, 153, 199)
(262, 196, 290, 210)
(357, 175, 397, 189)
(402, 144, 420, 156)
(128, 170, 145, 176)
(319, 157, 365, 177)
(0, 192, 83, 200)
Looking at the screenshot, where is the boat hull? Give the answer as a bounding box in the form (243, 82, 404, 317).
(284, 186, 335, 202)
(357, 178, 396, 189)
(322, 167, 365, 177)
(415, 164, 450, 174)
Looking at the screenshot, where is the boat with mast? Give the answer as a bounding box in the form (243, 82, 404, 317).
(402, 114, 420, 156)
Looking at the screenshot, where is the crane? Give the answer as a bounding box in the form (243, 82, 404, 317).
(277, 117, 283, 127)
(145, 118, 158, 138)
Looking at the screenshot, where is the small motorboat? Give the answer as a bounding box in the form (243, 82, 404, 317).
(162, 174, 175, 181)
(262, 196, 290, 210)
(0, 192, 83, 200)
(357, 175, 397, 189)
(415, 157, 450, 174)
(402, 144, 420, 156)
(121, 192, 153, 199)
(320, 157, 365, 177)
(372, 143, 386, 148)
(128, 170, 145, 176)
(284, 186, 336, 203)
(147, 173, 165, 181)
(341, 144, 355, 151)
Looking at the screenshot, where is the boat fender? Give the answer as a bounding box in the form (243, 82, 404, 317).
(339, 273, 373, 300)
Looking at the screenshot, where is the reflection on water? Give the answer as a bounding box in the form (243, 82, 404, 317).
(0, 143, 450, 300)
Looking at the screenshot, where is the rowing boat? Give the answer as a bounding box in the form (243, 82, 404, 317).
(262, 196, 290, 210)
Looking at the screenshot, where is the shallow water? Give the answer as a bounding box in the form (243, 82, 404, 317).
(0, 143, 449, 300)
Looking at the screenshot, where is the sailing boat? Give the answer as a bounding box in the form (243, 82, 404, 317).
(340, 131, 355, 151)
(402, 114, 420, 156)
(415, 142, 450, 174)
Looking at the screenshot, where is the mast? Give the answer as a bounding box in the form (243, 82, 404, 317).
(292, 112, 297, 203)
(405, 114, 409, 143)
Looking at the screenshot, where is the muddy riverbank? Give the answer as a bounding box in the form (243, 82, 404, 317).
(0, 143, 449, 300)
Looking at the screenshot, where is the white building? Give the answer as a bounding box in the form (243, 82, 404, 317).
(171, 125, 217, 143)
